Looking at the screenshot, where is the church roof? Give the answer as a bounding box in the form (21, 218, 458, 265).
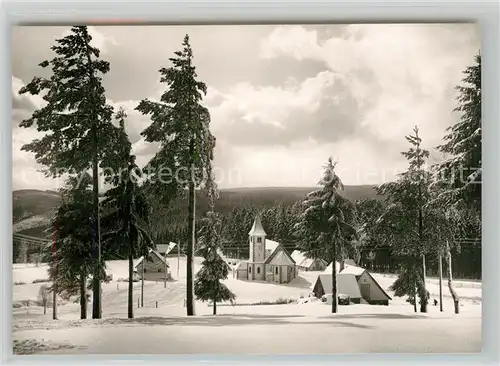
(265, 239, 280, 254)
(248, 214, 266, 236)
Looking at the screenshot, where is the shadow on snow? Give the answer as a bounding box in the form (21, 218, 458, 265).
(101, 314, 375, 329)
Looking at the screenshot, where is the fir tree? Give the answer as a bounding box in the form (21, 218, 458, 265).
(101, 109, 154, 319)
(18, 26, 123, 319)
(136, 34, 216, 316)
(377, 126, 432, 312)
(48, 173, 96, 319)
(294, 158, 358, 313)
(433, 54, 481, 214)
(194, 183, 235, 315)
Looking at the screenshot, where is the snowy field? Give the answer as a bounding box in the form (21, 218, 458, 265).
(12, 258, 482, 355)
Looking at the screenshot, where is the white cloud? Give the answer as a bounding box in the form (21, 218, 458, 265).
(260, 24, 479, 150)
(11, 24, 480, 190)
(207, 70, 349, 135)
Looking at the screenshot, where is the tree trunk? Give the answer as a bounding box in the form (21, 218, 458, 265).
(43, 302, 47, 315)
(164, 253, 167, 288)
(141, 260, 144, 307)
(213, 301, 217, 315)
(128, 246, 134, 319)
(83, 26, 102, 320)
(52, 226, 58, 320)
(186, 137, 196, 316)
(331, 235, 338, 314)
(91, 124, 102, 319)
(420, 254, 428, 313)
(438, 252, 443, 312)
(80, 267, 87, 319)
(445, 240, 460, 314)
(413, 284, 417, 313)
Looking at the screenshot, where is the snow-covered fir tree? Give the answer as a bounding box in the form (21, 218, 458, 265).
(194, 196, 235, 315)
(377, 127, 431, 313)
(19, 26, 126, 319)
(433, 53, 481, 213)
(294, 157, 357, 314)
(136, 34, 216, 316)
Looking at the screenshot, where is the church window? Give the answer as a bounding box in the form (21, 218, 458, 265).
(249, 266, 252, 273)
(257, 267, 260, 274)
(275, 266, 279, 275)
(257, 237, 262, 244)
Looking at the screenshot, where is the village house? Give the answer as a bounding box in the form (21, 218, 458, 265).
(134, 249, 171, 282)
(291, 250, 328, 271)
(313, 262, 392, 305)
(156, 242, 186, 257)
(236, 215, 297, 284)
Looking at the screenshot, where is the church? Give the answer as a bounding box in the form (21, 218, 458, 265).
(236, 214, 297, 284)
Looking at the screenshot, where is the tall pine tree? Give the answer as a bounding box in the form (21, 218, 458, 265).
(48, 173, 95, 319)
(18, 26, 122, 319)
(136, 34, 216, 316)
(101, 109, 154, 319)
(433, 54, 481, 214)
(294, 158, 357, 313)
(377, 127, 431, 313)
(194, 188, 235, 315)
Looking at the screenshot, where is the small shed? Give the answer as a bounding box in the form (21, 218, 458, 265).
(322, 264, 391, 305)
(291, 250, 328, 271)
(134, 249, 171, 281)
(311, 273, 362, 303)
(156, 242, 185, 257)
(357, 270, 392, 305)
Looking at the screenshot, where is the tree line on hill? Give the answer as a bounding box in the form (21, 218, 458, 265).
(17, 26, 481, 318)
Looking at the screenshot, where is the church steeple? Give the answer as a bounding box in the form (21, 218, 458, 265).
(249, 213, 266, 263)
(248, 213, 266, 236)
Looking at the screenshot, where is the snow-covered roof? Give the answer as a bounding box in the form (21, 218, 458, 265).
(312, 273, 362, 299)
(267, 250, 295, 266)
(135, 249, 169, 268)
(324, 261, 364, 275)
(248, 214, 266, 236)
(340, 265, 366, 276)
(291, 250, 324, 268)
(265, 239, 280, 254)
(291, 250, 306, 265)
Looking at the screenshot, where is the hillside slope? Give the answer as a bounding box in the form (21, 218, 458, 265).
(12, 185, 379, 238)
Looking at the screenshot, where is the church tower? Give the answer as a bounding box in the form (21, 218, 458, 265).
(248, 214, 266, 262)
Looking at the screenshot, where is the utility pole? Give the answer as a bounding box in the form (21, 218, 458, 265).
(177, 242, 180, 278)
(438, 251, 443, 312)
(164, 252, 167, 288)
(141, 256, 145, 307)
(52, 224, 58, 320)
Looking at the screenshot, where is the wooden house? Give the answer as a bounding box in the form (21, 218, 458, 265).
(134, 249, 171, 282)
(291, 250, 328, 271)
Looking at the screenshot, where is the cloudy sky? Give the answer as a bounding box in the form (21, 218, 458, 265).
(12, 24, 480, 190)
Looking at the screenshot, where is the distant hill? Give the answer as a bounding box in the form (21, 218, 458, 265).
(12, 185, 380, 238)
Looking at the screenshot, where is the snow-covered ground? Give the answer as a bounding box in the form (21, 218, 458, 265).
(11, 259, 482, 354)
